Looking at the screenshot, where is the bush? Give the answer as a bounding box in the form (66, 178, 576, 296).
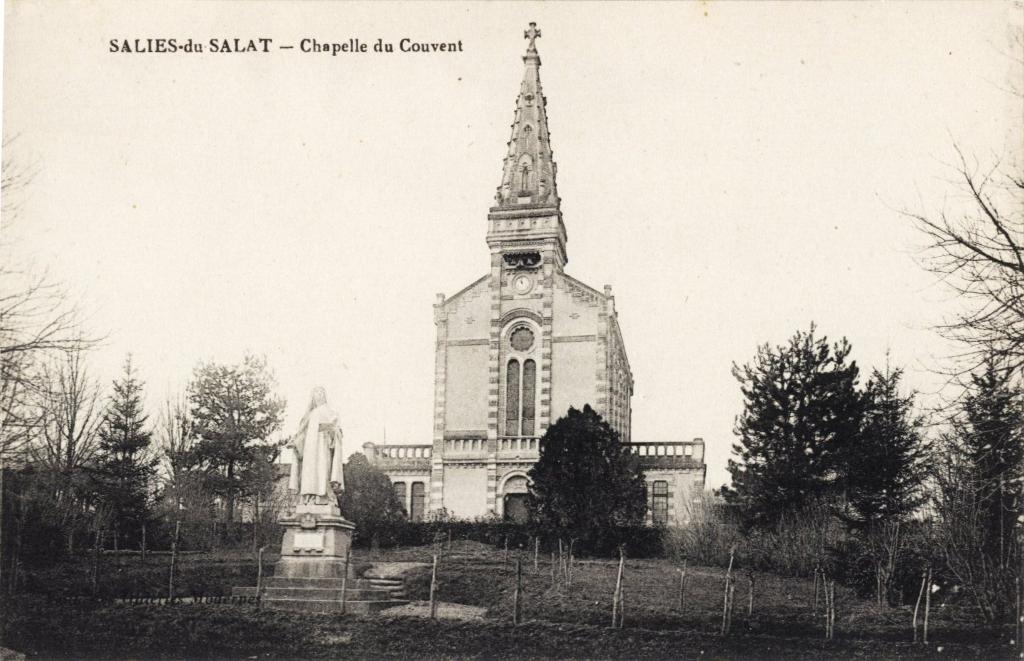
(352, 519, 663, 558)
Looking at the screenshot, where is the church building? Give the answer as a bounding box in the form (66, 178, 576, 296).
(363, 24, 706, 525)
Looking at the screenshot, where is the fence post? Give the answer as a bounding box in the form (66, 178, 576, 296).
(429, 553, 438, 620)
(256, 545, 266, 608)
(612, 549, 624, 628)
(720, 546, 735, 636)
(91, 528, 101, 597)
(340, 548, 350, 615)
(813, 565, 820, 616)
(513, 558, 522, 626)
(747, 570, 755, 618)
(922, 566, 932, 644)
(504, 536, 509, 567)
(823, 581, 831, 642)
(168, 520, 180, 602)
(140, 523, 147, 567)
(678, 559, 687, 610)
(912, 569, 926, 642)
(567, 539, 576, 587)
(1016, 573, 1022, 657)
(534, 537, 539, 572)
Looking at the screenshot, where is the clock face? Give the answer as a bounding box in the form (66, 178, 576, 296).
(512, 274, 533, 294)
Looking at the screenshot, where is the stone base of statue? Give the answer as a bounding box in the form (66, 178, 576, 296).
(233, 502, 411, 614)
(274, 503, 354, 579)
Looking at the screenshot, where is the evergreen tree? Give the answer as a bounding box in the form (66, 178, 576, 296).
(187, 353, 285, 523)
(527, 405, 646, 543)
(955, 357, 1023, 561)
(933, 355, 1024, 621)
(724, 325, 863, 527)
(843, 364, 928, 527)
(340, 453, 405, 546)
(94, 355, 157, 546)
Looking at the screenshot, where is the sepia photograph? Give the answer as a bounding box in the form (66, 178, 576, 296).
(0, 1, 1022, 658)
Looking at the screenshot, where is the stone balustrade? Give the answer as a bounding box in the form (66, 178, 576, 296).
(362, 442, 432, 469)
(496, 436, 541, 456)
(627, 439, 705, 469)
(444, 438, 487, 455)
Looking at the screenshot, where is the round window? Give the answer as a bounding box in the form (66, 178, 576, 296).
(509, 326, 535, 352)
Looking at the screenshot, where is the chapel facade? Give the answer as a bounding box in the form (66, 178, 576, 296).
(363, 24, 706, 526)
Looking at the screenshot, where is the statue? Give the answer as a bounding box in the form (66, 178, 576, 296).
(287, 387, 344, 509)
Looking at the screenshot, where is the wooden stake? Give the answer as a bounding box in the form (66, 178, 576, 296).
(550, 551, 556, 586)
(612, 550, 624, 628)
(1016, 573, 1022, 656)
(504, 536, 509, 566)
(821, 575, 830, 639)
(912, 569, 926, 642)
(168, 520, 180, 601)
(747, 571, 755, 617)
(340, 548, 350, 615)
(513, 558, 522, 626)
(922, 566, 932, 644)
(678, 559, 688, 610)
(721, 547, 735, 636)
(91, 528, 101, 596)
(429, 553, 438, 620)
(813, 565, 820, 616)
(823, 581, 831, 646)
(256, 545, 266, 609)
(533, 537, 539, 572)
(140, 523, 147, 566)
(726, 580, 736, 634)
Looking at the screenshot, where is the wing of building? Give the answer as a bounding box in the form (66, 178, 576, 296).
(363, 24, 706, 526)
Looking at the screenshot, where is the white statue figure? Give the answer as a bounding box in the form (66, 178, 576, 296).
(287, 387, 345, 508)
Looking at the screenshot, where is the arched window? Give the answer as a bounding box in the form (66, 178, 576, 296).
(522, 359, 536, 435)
(506, 359, 520, 436)
(652, 481, 669, 525)
(519, 165, 531, 191)
(393, 481, 407, 517)
(410, 482, 426, 522)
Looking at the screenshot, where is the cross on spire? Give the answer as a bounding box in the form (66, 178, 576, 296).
(524, 22, 541, 51)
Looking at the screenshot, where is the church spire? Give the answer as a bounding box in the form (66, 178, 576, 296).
(493, 22, 560, 210)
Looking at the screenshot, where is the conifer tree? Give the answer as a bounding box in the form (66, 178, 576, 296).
(187, 353, 285, 523)
(934, 355, 1024, 621)
(724, 325, 863, 527)
(527, 405, 646, 543)
(954, 357, 1023, 561)
(843, 364, 928, 528)
(340, 452, 405, 545)
(94, 355, 157, 546)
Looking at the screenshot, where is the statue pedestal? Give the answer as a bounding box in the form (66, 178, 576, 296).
(274, 504, 355, 579)
(234, 502, 411, 614)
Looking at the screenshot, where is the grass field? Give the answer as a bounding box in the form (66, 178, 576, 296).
(3, 540, 1018, 659)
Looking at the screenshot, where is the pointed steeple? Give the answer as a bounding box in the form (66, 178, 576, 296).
(493, 22, 560, 210)
(487, 23, 567, 270)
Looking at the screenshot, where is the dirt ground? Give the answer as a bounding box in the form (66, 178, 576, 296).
(3, 541, 1019, 659)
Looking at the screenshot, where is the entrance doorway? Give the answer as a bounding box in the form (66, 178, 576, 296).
(503, 494, 529, 523)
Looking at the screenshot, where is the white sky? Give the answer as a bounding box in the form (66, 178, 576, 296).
(3, 1, 1022, 490)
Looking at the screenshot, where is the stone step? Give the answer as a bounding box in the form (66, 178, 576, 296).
(232, 586, 405, 600)
(263, 576, 348, 589)
(261, 575, 405, 588)
(263, 598, 408, 614)
(264, 587, 404, 601)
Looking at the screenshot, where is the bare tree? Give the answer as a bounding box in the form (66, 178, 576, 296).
(906, 146, 1023, 375)
(30, 348, 103, 551)
(0, 141, 92, 461)
(156, 395, 206, 513)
